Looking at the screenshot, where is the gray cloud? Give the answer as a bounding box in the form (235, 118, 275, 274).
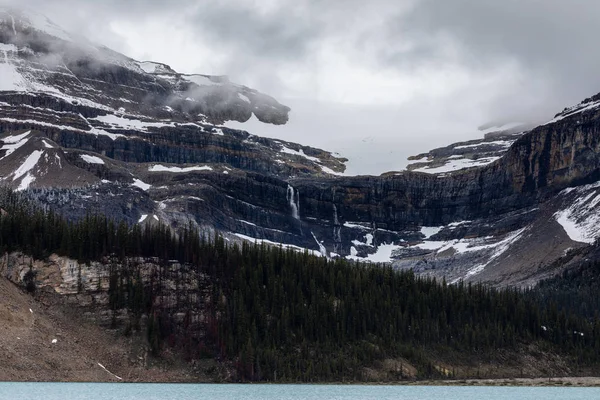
(386, 0, 600, 120)
(2, 0, 600, 174)
(184, 2, 321, 60)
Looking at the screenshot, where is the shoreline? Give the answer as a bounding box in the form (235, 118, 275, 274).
(2, 377, 600, 387)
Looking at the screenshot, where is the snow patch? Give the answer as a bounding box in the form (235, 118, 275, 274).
(347, 243, 400, 263)
(344, 222, 371, 230)
(16, 173, 35, 191)
(149, 165, 213, 173)
(554, 184, 600, 244)
(311, 232, 329, 258)
(320, 165, 344, 176)
(414, 157, 500, 174)
(545, 100, 600, 125)
(0, 131, 30, 159)
(80, 154, 104, 164)
(138, 61, 159, 74)
(97, 363, 122, 381)
(454, 140, 514, 150)
(13, 150, 43, 182)
(233, 233, 321, 257)
(280, 146, 321, 163)
(184, 74, 222, 87)
(92, 114, 173, 132)
(132, 179, 151, 191)
(421, 226, 443, 239)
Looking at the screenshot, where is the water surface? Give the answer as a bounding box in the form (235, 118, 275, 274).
(0, 383, 598, 400)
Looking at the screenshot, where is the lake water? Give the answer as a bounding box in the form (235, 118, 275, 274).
(0, 383, 598, 400)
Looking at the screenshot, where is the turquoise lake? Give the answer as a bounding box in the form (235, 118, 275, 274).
(0, 383, 599, 400)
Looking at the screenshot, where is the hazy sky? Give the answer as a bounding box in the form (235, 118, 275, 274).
(4, 0, 600, 174)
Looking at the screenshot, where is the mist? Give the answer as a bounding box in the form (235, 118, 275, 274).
(2, 0, 599, 174)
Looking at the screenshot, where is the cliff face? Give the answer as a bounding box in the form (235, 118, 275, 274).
(2, 8, 600, 287)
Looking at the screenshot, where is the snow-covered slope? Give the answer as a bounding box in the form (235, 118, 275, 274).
(406, 123, 533, 175)
(0, 7, 346, 188)
(0, 6, 291, 126)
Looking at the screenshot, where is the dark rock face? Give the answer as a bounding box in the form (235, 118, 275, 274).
(3, 8, 600, 287)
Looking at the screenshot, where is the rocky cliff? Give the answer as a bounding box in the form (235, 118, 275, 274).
(1, 8, 600, 287)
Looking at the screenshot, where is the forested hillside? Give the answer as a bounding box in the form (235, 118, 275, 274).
(1, 188, 600, 382)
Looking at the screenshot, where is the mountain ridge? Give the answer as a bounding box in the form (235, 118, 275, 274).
(1, 8, 600, 288)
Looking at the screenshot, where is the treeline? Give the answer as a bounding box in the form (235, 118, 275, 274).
(0, 189, 206, 265)
(2, 188, 600, 381)
(214, 245, 600, 381)
(533, 259, 600, 320)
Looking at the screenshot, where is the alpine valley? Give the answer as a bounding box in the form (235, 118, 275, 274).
(3, 7, 600, 383)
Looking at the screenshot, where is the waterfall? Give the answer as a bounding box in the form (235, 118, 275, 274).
(333, 204, 340, 226)
(287, 184, 300, 220)
(311, 231, 329, 259)
(333, 204, 341, 254)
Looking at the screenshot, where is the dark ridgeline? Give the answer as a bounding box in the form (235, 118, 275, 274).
(0, 188, 598, 382)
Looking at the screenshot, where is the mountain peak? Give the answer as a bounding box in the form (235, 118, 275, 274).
(0, 6, 290, 126)
(0, 7, 74, 42)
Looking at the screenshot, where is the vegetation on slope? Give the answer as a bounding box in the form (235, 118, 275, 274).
(1, 188, 600, 381)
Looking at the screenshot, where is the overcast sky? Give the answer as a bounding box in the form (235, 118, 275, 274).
(4, 0, 600, 174)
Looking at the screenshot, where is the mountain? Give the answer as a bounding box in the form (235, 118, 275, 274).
(2, 8, 600, 290)
(405, 122, 534, 175)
